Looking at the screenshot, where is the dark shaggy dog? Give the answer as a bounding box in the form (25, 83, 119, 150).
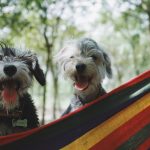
(0, 44, 45, 135)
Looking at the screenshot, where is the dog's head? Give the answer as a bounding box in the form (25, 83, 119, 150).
(56, 38, 112, 97)
(0, 44, 45, 111)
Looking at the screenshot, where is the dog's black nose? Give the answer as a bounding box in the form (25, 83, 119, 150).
(4, 65, 17, 76)
(76, 63, 86, 72)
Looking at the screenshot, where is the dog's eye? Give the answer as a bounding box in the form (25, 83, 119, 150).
(70, 56, 74, 59)
(91, 55, 97, 61)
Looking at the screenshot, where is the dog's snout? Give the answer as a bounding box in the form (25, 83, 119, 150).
(4, 65, 17, 76)
(76, 63, 86, 72)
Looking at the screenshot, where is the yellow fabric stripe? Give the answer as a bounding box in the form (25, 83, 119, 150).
(62, 93, 150, 150)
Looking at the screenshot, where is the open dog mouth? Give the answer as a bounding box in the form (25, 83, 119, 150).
(74, 75, 92, 91)
(0, 79, 20, 103)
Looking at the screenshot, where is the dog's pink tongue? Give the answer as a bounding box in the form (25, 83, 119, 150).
(74, 82, 89, 91)
(2, 88, 17, 102)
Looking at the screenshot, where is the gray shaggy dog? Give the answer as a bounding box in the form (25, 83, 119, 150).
(0, 44, 45, 135)
(56, 38, 112, 115)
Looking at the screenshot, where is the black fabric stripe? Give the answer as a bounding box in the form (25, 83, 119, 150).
(1, 78, 150, 150)
(117, 124, 150, 150)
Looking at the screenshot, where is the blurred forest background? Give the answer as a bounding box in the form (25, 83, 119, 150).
(0, 0, 149, 124)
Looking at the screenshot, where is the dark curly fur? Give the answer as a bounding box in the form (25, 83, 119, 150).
(0, 43, 45, 135)
(0, 94, 39, 135)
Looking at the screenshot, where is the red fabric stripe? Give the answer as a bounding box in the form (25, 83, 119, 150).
(94, 70, 150, 102)
(0, 126, 41, 145)
(0, 70, 149, 145)
(137, 138, 150, 150)
(63, 70, 150, 116)
(90, 106, 150, 150)
(0, 114, 67, 145)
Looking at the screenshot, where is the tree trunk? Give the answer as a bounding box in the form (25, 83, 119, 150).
(41, 26, 51, 125)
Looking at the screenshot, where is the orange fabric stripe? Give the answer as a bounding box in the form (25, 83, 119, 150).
(62, 93, 150, 150)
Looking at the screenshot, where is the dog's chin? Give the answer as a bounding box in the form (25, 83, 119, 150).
(1, 98, 19, 111)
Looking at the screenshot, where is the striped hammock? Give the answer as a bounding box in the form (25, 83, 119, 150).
(0, 70, 150, 150)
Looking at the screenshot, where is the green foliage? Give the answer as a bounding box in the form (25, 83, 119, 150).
(0, 0, 149, 120)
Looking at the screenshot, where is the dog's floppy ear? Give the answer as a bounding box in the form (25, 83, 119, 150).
(31, 57, 46, 86)
(102, 51, 112, 78)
